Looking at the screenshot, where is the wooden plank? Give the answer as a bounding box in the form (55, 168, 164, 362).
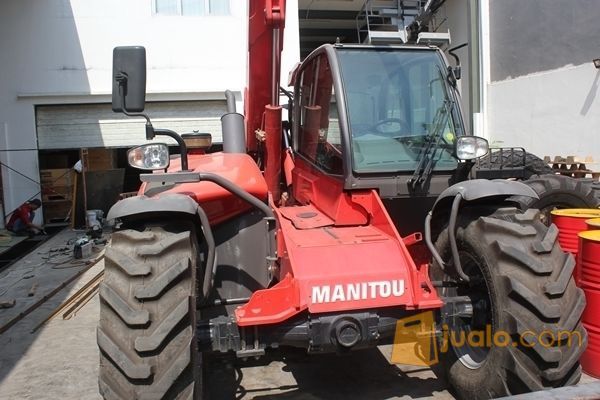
(31, 268, 104, 332)
(61, 279, 102, 320)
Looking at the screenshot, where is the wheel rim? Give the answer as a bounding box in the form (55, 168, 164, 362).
(445, 251, 493, 370)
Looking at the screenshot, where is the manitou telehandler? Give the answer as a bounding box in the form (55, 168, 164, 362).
(97, 1, 588, 399)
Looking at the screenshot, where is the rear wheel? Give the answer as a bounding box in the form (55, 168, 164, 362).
(477, 150, 553, 179)
(433, 207, 586, 399)
(511, 174, 600, 225)
(98, 223, 201, 399)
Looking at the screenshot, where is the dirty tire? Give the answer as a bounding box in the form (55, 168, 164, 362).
(511, 174, 600, 224)
(433, 207, 586, 399)
(98, 225, 200, 400)
(477, 150, 553, 179)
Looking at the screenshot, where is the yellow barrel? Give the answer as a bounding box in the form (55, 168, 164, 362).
(587, 218, 600, 230)
(551, 209, 600, 253)
(551, 209, 600, 285)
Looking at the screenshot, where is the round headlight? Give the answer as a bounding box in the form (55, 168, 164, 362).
(127, 143, 170, 170)
(455, 136, 489, 160)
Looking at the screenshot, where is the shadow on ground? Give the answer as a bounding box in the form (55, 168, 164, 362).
(206, 347, 450, 400)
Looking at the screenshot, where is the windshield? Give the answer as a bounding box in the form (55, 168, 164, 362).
(337, 48, 463, 173)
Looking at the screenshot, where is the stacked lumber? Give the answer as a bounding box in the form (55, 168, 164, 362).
(543, 156, 600, 180)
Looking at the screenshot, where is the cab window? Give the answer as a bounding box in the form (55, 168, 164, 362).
(296, 54, 343, 175)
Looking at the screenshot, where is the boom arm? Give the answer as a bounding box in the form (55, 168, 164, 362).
(245, 0, 286, 154)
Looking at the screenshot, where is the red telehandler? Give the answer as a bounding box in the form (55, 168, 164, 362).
(97, 1, 587, 399)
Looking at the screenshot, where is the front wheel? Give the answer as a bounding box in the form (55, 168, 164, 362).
(98, 223, 202, 399)
(432, 207, 586, 399)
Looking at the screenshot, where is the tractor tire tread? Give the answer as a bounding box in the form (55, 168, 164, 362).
(510, 174, 600, 224)
(105, 247, 151, 277)
(135, 299, 190, 353)
(533, 224, 559, 254)
(137, 232, 190, 256)
(99, 284, 150, 326)
(544, 253, 576, 296)
(494, 240, 552, 275)
(478, 150, 553, 179)
(98, 226, 198, 400)
(502, 275, 562, 319)
(437, 207, 585, 399)
(135, 258, 189, 300)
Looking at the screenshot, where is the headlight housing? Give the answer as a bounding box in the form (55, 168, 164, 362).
(455, 136, 489, 160)
(127, 143, 170, 170)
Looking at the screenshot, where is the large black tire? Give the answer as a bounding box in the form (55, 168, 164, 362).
(511, 174, 600, 224)
(433, 207, 586, 399)
(98, 224, 201, 399)
(477, 150, 553, 179)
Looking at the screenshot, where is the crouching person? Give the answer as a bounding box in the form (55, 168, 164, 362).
(7, 199, 45, 236)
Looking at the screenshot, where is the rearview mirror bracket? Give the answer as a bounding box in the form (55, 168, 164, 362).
(115, 73, 155, 141)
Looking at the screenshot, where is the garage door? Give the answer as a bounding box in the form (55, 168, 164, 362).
(36, 101, 227, 149)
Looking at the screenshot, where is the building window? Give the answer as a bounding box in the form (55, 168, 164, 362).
(154, 0, 230, 16)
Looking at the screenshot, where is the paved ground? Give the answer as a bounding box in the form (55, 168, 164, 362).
(0, 263, 453, 400)
(0, 232, 597, 399)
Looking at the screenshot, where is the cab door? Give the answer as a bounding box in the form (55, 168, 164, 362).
(291, 50, 348, 209)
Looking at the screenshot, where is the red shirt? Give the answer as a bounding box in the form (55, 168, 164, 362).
(7, 203, 34, 230)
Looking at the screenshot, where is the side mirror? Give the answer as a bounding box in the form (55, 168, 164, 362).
(455, 136, 489, 160)
(112, 46, 147, 113)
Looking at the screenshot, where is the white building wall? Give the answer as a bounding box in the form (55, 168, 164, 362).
(0, 0, 300, 224)
(487, 63, 600, 159)
(485, 0, 600, 162)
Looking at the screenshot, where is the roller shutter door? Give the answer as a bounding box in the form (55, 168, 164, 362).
(36, 100, 227, 149)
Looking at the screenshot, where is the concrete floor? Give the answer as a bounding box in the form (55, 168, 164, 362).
(0, 261, 453, 400)
(0, 232, 597, 399)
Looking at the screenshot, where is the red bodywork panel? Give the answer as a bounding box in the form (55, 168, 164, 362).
(292, 158, 368, 226)
(235, 158, 441, 326)
(245, 0, 285, 154)
(145, 0, 442, 328)
(139, 153, 268, 225)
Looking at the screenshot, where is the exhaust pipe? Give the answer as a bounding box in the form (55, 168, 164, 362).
(221, 90, 246, 153)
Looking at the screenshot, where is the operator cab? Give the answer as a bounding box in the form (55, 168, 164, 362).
(290, 43, 487, 234)
(291, 43, 468, 189)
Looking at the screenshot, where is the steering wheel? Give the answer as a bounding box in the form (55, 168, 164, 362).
(369, 118, 410, 136)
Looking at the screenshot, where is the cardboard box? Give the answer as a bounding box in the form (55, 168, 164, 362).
(42, 185, 72, 202)
(87, 148, 117, 171)
(40, 169, 73, 187)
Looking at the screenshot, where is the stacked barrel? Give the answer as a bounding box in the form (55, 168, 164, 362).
(551, 209, 600, 284)
(550, 209, 600, 378)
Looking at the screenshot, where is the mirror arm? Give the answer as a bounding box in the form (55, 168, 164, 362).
(447, 43, 468, 83)
(154, 128, 189, 172)
(448, 42, 468, 67)
(118, 78, 155, 140)
(116, 73, 188, 171)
